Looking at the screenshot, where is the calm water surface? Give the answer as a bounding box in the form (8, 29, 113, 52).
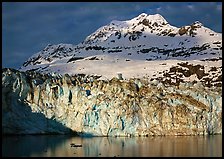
(2, 135, 222, 157)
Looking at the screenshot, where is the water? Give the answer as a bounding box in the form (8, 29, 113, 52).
(2, 135, 222, 157)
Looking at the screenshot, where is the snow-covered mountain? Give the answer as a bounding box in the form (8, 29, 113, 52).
(3, 13, 222, 136)
(19, 13, 222, 86)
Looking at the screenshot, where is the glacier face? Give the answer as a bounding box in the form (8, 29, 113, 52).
(2, 68, 222, 136)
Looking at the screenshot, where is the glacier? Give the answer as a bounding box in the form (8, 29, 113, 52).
(2, 68, 222, 136)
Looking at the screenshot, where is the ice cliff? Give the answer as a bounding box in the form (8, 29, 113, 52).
(2, 68, 222, 136)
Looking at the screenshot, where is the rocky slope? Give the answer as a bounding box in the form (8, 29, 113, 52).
(2, 68, 222, 136)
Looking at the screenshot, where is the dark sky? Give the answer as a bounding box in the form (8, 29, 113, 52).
(2, 2, 222, 69)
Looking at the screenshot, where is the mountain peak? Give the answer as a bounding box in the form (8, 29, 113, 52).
(20, 13, 222, 76)
(137, 12, 148, 18)
(191, 21, 203, 27)
(133, 13, 168, 25)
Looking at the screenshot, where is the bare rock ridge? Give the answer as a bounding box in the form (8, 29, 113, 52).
(2, 13, 222, 136)
(2, 68, 222, 136)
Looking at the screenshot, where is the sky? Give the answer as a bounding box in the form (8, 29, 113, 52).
(2, 2, 222, 69)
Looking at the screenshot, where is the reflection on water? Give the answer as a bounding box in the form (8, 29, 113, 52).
(2, 135, 222, 157)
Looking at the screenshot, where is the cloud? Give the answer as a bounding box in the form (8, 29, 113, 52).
(217, 4, 222, 11)
(187, 5, 194, 10)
